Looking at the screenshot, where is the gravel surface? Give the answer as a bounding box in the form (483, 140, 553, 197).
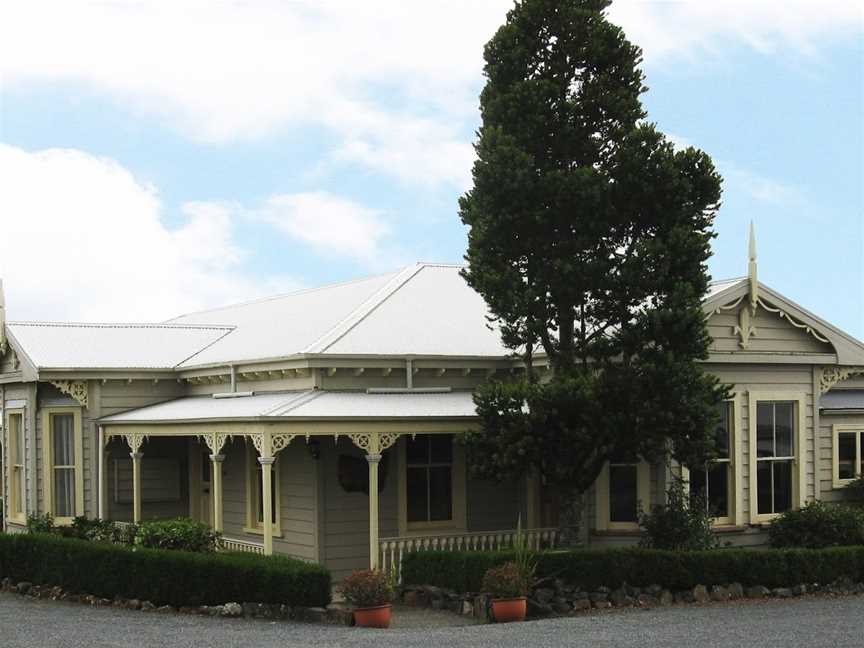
(1, 592, 862, 648)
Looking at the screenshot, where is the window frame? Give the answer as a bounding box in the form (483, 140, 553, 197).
(398, 433, 466, 535)
(682, 397, 740, 527)
(244, 442, 281, 537)
(747, 392, 807, 524)
(41, 407, 84, 525)
(832, 424, 864, 488)
(595, 459, 651, 532)
(5, 409, 26, 525)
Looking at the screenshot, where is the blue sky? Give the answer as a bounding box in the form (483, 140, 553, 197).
(0, 1, 862, 339)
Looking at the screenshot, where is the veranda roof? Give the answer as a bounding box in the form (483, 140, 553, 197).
(820, 389, 864, 412)
(99, 389, 478, 424)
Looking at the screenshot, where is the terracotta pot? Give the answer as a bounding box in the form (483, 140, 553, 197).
(491, 596, 527, 623)
(353, 603, 392, 628)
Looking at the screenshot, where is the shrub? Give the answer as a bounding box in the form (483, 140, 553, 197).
(26, 513, 55, 534)
(135, 518, 220, 553)
(769, 502, 864, 549)
(340, 569, 394, 608)
(846, 477, 864, 507)
(69, 517, 138, 545)
(638, 480, 719, 550)
(0, 532, 331, 608)
(401, 545, 864, 593)
(482, 562, 530, 599)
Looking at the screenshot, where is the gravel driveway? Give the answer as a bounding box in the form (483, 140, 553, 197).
(1, 592, 862, 648)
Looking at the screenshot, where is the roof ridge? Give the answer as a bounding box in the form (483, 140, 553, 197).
(303, 264, 427, 354)
(166, 268, 405, 322)
(261, 390, 322, 416)
(8, 320, 235, 330)
(173, 327, 239, 368)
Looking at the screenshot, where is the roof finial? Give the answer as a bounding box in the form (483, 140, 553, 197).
(748, 221, 758, 309)
(0, 278, 7, 355)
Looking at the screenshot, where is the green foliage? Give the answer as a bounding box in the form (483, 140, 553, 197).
(460, 0, 728, 515)
(26, 513, 55, 534)
(402, 546, 864, 593)
(845, 477, 864, 507)
(638, 480, 719, 551)
(768, 502, 864, 549)
(339, 569, 395, 608)
(0, 532, 331, 608)
(512, 516, 537, 587)
(69, 517, 138, 545)
(135, 518, 220, 553)
(482, 562, 530, 598)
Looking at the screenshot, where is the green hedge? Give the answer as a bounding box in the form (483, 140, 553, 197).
(402, 546, 864, 593)
(0, 533, 331, 608)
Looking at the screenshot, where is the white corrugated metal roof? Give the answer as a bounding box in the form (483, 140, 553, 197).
(7, 322, 233, 370)
(100, 389, 478, 423)
(706, 277, 746, 300)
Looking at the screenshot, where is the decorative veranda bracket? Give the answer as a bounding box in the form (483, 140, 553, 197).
(50, 380, 89, 408)
(200, 432, 231, 455)
(113, 432, 147, 454)
(820, 366, 864, 395)
(346, 432, 404, 455)
(248, 432, 298, 456)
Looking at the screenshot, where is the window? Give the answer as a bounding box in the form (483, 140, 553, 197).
(245, 444, 280, 535)
(596, 456, 650, 531)
(6, 411, 25, 523)
(406, 434, 453, 524)
(42, 408, 83, 523)
(748, 392, 806, 523)
(833, 425, 864, 487)
(689, 401, 733, 523)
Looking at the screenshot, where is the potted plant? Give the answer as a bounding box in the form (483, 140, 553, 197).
(482, 561, 531, 622)
(340, 569, 395, 628)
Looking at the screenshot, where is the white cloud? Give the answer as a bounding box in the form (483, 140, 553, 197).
(722, 163, 804, 206)
(258, 191, 392, 264)
(1, 1, 859, 190)
(0, 144, 301, 322)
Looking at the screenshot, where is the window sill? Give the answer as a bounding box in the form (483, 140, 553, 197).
(591, 528, 641, 537)
(712, 525, 748, 534)
(243, 526, 283, 538)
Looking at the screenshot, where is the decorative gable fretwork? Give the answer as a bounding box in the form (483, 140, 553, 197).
(50, 380, 88, 408)
(710, 297, 830, 350)
(820, 366, 864, 395)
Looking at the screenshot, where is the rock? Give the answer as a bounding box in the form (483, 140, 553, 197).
(461, 600, 473, 616)
(710, 585, 730, 602)
(771, 588, 793, 599)
(728, 583, 744, 599)
(473, 594, 492, 622)
(792, 584, 807, 597)
(431, 598, 444, 610)
(16, 582, 32, 595)
(589, 591, 609, 603)
(303, 607, 329, 623)
(645, 584, 663, 597)
(746, 586, 769, 599)
(610, 588, 634, 607)
(325, 603, 354, 626)
(527, 598, 553, 617)
(592, 600, 612, 610)
(1, 578, 14, 591)
(675, 590, 694, 604)
(692, 585, 709, 604)
(221, 602, 243, 618)
(49, 586, 63, 600)
(659, 590, 674, 606)
(552, 597, 572, 614)
(403, 590, 425, 607)
(179, 606, 199, 615)
(140, 601, 156, 612)
(624, 583, 641, 598)
(242, 602, 259, 617)
(155, 605, 174, 614)
(571, 598, 591, 611)
(637, 593, 658, 607)
(534, 588, 555, 604)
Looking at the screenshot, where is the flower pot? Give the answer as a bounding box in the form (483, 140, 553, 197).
(491, 597, 527, 623)
(353, 603, 392, 628)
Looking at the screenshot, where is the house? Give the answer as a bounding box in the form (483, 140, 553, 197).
(2, 234, 863, 579)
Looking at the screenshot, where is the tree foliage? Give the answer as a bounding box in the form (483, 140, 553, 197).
(459, 0, 728, 524)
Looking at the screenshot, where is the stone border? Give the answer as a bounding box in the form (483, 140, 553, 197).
(0, 578, 354, 626)
(401, 578, 864, 623)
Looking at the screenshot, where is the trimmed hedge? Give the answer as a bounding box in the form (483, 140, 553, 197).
(402, 546, 864, 593)
(0, 533, 331, 608)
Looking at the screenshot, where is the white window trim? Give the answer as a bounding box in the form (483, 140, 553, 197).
(244, 442, 282, 537)
(41, 407, 84, 525)
(398, 433, 466, 536)
(595, 459, 651, 532)
(681, 395, 743, 527)
(747, 391, 807, 524)
(4, 408, 26, 525)
(832, 424, 864, 489)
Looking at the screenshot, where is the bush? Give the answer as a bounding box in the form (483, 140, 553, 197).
(769, 502, 864, 549)
(0, 532, 331, 608)
(639, 480, 719, 550)
(135, 518, 220, 553)
(26, 513, 55, 534)
(340, 569, 394, 608)
(68, 517, 137, 545)
(401, 545, 864, 593)
(482, 562, 530, 598)
(846, 477, 864, 507)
